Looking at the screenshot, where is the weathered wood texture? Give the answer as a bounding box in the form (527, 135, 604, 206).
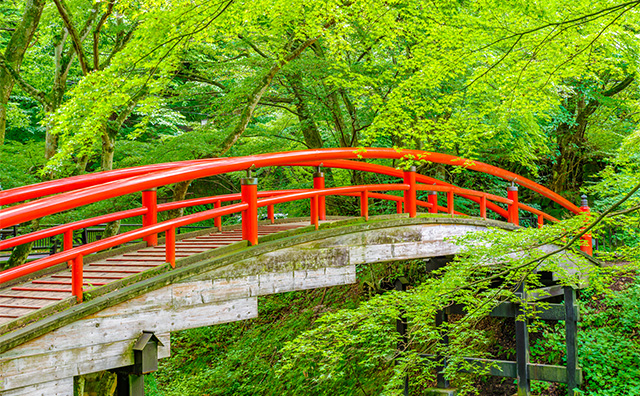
(0, 216, 587, 394)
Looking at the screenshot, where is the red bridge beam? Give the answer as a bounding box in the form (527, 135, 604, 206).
(0, 148, 580, 230)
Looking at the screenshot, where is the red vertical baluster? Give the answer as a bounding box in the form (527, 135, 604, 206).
(72, 254, 83, 302)
(537, 214, 544, 229)
(480, 195, 487, 219)
(403, 166, 417, 218)
(579, 194, 593, 256)
(447, 190, 454, 215)
(64, 229, 73, 267)
(396, 200, 403, 214)
(166, 227, 176, 268)
(310, 195, 319, 230)
(428, 189, 438, 214)
(313, 165, 326, 220)
(268, 204, 275, 224)
(214, 201, 222, 231)
(241, 171, 258, 245)
(507, 185, 519, 226)
(142, 188, 158, 246)
(361, 189, 369, 221)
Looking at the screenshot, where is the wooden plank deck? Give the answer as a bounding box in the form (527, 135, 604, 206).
(0, 223, 304, 325)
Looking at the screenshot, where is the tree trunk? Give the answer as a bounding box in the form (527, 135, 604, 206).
(0, 0, 46, 144)
(101, 129, 116, 171)
(550, 76, 634, 194)
(167, 180, 193, 220)
(219, 37, 318, 155)
(100, 220, 120, 240)
(287, 72, 323, 149)
(4, 219, 40, 270)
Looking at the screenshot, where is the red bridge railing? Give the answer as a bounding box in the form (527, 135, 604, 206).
(0, 148, 590, 302)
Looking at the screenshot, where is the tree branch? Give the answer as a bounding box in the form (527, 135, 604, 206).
(449, 179, 640, 295)
(93, 0, 115, 70)
(238, 33, 271, 59)
(52, 0, 91, 75)
(218, 36, 319, 155)
(0, 53, 47, 104)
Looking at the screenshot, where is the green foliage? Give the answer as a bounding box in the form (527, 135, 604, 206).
(0, 141, 44, 191)
(532, 276, 640, 395)
(147, 285, 364, 396)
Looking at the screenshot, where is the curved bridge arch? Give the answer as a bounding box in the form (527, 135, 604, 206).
(0, 148, 591, 395)
(0, 216, 586, 395)
(0, 215, 588, 395)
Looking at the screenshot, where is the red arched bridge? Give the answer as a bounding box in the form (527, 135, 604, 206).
(0, 148, 591, 395)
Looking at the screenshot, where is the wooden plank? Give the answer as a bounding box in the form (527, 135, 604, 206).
(0, 298, 257, 391)
(0, 377, 73, 396)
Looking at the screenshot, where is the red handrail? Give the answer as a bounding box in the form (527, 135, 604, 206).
(0, 148, 583, 303)
(0, 148, 579, 228)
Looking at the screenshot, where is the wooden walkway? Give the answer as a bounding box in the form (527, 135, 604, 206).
(0, 223, 304, 325)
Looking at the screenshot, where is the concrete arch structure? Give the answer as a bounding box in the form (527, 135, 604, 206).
(0, 215, 586, 395)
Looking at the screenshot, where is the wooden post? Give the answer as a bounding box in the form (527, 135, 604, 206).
(394, 278, 409, 396)
(564, 286, 579, 396)
(447, 190, 454, 215)
(241, 172, 258, 246)
(142, 188, 158, 247)
(403, 166, 417, 218)
(435, 310, 450, 389)
(396, 200, 403, 214)
(515, 283, 530, 395)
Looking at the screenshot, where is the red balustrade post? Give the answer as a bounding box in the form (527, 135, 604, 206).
(403, 166, 417, 218)
(447, 190, 454, 215)
(580, 194, 593, 256)
(507, 185, 519, 226)
(142, 188, 158, 247)
(361, 189, 369, 221)
(396, 201, 403, 214)
(313, 166, 326, 220)
(72, 254, 83, 302)
(480, 195, 487, 219)
(268, 204, 275, 224)
(214, 201, 222, 231)
(310, 195, 319, 229)
(166, 227, 176, 268)
(64, 229, 73, 267)
(537, 215, 544, 229)
(241, 172, 259, 246)
(428, 190, 438, 214)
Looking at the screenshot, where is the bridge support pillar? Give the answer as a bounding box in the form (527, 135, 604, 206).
(403, 166, 417, 218)
(241, 174, 259, 246)
(507, 185, 519, 226)
(515, 283, 530, 395)
(579, 195, 593, 256)
(142, 188, 158, 247)
(313, 166, 326, 220)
